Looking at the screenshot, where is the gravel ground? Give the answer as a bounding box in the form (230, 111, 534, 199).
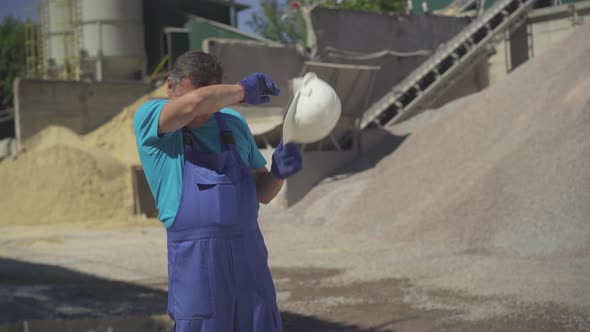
(1, 218, 589, 331)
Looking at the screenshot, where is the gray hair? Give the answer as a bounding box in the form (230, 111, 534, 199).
(169, 51, 224, 88)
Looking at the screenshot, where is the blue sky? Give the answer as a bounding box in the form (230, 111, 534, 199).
(0, 0, 264, 34)
(237, 0, 264, 34)
(0, 0, 38, 21)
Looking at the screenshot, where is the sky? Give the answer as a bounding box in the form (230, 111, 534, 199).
(0, 0, 264, 34)
(0, 0, 38, 21)
(237, 0, 264, 34)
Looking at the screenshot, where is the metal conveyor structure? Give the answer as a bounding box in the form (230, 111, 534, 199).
(359, 0, 538, 131)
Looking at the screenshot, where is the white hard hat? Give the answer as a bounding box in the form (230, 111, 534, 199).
(283, 72, 342, 144)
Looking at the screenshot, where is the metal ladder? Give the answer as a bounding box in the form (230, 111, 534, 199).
(360, 0, 537, 130)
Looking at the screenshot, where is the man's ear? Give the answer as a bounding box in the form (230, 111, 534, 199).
(167, 78, 173, 98)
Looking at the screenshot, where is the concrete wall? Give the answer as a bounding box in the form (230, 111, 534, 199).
(259, 148, 358, 207)
(14, 79, 149, 147)
(432, 60, 490, 109)
(185, 16, 266, 52)
(488, 1, 590, 84)
(310, 7, 473, 107)
(259, 128, 403, 207)
(204, 39, 305, 108)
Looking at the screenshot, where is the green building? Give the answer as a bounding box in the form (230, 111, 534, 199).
(143, 0, 263, 75)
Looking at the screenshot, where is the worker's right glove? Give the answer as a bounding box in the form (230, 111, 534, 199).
(271, 140, 302, 179)
(239, 73, 281, 105)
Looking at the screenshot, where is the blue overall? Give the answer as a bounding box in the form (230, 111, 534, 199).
(166, 113, 282, 332)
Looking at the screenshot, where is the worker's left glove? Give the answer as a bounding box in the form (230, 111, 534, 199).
(239, 72, 281, 105)
(271, 140, 302, 179)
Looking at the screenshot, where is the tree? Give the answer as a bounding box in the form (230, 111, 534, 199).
(0, 16, 26, 110)
(247, 0, 406, 45)
(247, 0, 306, 44)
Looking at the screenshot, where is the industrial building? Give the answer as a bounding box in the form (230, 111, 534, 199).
(9, 0, 265, 156)
(25, 0, 261, 81)
(7, 0, 590, 208)
(201, 0, 590, 206)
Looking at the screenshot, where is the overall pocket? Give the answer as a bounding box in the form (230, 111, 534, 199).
(169, 240, 215, 320)
(191, 164, 246, 225)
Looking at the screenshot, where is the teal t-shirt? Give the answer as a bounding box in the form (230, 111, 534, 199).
(133, 99, 267, 228)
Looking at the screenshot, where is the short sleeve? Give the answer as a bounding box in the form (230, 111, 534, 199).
(247, 130, 267, 170)
(133, 100, 176, 154)
(235, 111, 267, 170)
(220, 108, 267, 170)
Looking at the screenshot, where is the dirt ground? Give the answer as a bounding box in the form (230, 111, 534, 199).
(1, 218, 588, 332)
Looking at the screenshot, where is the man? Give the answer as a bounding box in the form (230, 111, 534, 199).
(133, 51, 302, 331)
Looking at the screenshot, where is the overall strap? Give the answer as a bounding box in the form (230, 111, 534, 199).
(182, 127, 193, 146)
(213, 112, 235, 150)
(181, 127, 204, 153)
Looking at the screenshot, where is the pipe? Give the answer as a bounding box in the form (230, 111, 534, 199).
(96, 20, 103, 81)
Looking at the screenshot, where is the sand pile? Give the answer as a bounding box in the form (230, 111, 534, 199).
(24, 125, 86, 153)
(0, 83, 168, 225)
(294, 23, 590, 258)
(85, 83, 168, 165)
(0, 126, 131, 225)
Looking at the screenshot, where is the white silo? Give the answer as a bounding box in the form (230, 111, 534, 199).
(78, 0, 146, 80)
(39, 0, 79, 80)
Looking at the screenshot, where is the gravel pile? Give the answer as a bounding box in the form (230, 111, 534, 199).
(293, 23, 590, 258)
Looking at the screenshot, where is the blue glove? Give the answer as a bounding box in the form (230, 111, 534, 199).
(239, 72, 281, 105)
(271, 140, 302, 179)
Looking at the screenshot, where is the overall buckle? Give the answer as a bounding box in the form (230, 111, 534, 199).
(221, 130, 235, 145)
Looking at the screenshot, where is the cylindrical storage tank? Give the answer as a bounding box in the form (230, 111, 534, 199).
(79, 0, 146, 80)
(40, 0, 75, 77)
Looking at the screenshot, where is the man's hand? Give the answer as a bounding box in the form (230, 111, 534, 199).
(239, 73, 281, 105)
(270, 140, 302, 179)
(253, 141, 302, 204)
